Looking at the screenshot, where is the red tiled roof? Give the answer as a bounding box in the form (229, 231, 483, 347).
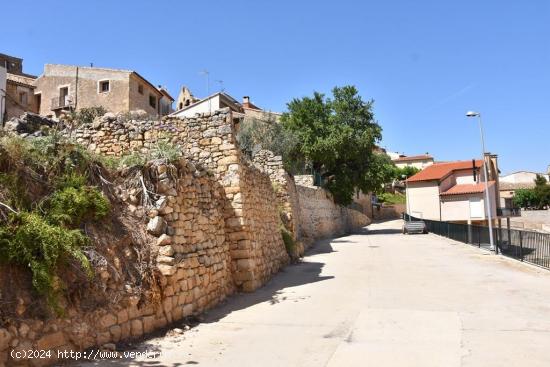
(407, 160, 482, 183)
(440, 181, 495, 196)
(393, 154, 433, 162)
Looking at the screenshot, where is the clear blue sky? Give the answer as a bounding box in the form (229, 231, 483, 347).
(2, 0, 548, 174)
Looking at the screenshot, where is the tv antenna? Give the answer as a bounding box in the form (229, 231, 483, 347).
(199, 69, 211, 112)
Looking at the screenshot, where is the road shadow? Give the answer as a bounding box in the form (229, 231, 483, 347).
(69, 242, 337, 367)
(203, 258, 334, 324)
(306, 237, 338, 254)
(358, 227, 403, 235)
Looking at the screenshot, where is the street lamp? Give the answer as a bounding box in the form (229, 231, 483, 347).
(466, 111, 495, 252)
(403, 174, 410, 222)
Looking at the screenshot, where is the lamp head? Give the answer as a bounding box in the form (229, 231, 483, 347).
(466, 111, 480, 117)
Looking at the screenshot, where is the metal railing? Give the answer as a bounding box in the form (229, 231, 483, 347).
(51, 96, 71, 110)
(404, 214, 550, 270)
(497, 207, 521, 217)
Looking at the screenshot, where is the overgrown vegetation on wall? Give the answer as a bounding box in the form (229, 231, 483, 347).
(236, 114, 304, 174)
(0, 132, 110, 312)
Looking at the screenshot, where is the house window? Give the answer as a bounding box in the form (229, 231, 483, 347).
(138, 84, 144, 95)
(149, 95, 157, 108)
(99, 80, 110, 93)
(19, 92, 28, 106)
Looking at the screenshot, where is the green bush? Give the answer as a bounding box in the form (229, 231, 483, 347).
(280, 226, 296, 256)
(45, 179, 110, 227)
(150, 141, 182, 162)
(0, 137, 110, 313)
(378, 192, 406, 205)
(0, 212, 92, 311)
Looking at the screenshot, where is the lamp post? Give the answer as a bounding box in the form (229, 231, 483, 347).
(466, 111, 495, 252)
(403, 174, 410, 222)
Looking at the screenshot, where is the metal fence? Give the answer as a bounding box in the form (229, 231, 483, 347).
(404, 214, 550, 270)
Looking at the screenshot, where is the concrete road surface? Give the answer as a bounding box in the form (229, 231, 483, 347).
(75, 219, 550, 367)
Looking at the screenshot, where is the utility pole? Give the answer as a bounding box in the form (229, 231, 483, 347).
(466, 111, 495, 252)
(200, 70, 210, 113)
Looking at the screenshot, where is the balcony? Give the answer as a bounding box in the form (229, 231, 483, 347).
(497, 207, 521, 217)
(51, 96, 72, 111)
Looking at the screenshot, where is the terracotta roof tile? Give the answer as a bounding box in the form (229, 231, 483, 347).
(407, 160, 482, 183)
(440, 181, 495, 196)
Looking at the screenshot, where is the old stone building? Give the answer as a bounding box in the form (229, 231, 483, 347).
(0, 53, 39, 122)
(175, 86, 199, 111)
(34, 64, 173, 117)
(158, 86, 175, 115)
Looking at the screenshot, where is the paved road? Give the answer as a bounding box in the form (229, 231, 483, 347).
(78, 219, 550, 367)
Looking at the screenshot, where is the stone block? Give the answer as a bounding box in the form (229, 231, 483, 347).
(109, 325, 122, 342)
(130, 319, 143, 338)
(36, 332, 65, 350)
(142, 316, 155, 334)
(117, 309, 129, 324)
(99, 313, 118, 329)
(147, 216, 167, 236)
(158, 264, 176, 276)
(0, 328, 11, 351)
(156, 234, 172, 246)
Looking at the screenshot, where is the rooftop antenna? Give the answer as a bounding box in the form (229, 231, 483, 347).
(216, 80, 225, 92)
(199, 69, 211, 113)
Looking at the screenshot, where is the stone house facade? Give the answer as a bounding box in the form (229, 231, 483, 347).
(34, 64, 172, 117)
(0, 53, 39, 122)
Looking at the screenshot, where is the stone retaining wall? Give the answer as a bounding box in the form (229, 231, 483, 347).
(297, 184, 371, 241)
(0, 110, 291, 366)
(0, 161, 237, 367)
(0, 108, 371, 366)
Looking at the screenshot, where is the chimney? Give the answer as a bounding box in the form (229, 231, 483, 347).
(472, 159, 477, 182)
(242, 96, 250, 106)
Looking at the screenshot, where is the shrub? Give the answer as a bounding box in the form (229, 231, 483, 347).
(0, 212, 92, 311)
(150, 141, 182, 162)
(236, 114, 301, 172)
(378, 192, 406, 205)
(68, 106, 107, 126)
(280, 226, 296, 256)
(0, 137, 110, 313)
(45, 178, 110, 227)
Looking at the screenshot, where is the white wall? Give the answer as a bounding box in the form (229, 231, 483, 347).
(406, 181, 441, 220)
(0, 65, 6, 123)
(172, 95, 220, 118)
(454, 169, 477, 184)
(500, 171, 549, 184)
(395, 159, 433, 170)
(440, 185, 497, 222)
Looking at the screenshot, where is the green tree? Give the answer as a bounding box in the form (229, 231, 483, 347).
(281, 86, 383, 205)
(533, 174, 550, 209)
(394, 166, 420, 180)
(534, 174, 548, 187)
(513, 189, 538, 209)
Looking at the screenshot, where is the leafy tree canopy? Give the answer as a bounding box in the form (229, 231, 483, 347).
(281, 86, 385, 205)
(513, 175, 550, 209)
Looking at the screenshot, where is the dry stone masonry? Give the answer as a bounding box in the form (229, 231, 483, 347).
(0, 108, 370, 366)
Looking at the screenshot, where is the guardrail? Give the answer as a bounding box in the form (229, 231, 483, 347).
(497, 207, 521, 217)
(403, 214, 550, 270)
